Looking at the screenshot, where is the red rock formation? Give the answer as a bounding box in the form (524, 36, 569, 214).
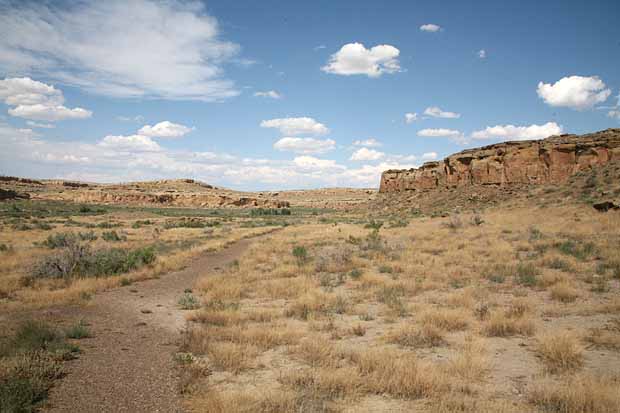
(380, 129, 620, 193)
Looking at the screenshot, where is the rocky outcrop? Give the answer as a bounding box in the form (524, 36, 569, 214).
(380, 129, 620, 193)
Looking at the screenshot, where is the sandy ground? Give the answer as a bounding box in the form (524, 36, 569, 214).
(43, 236, 262, 413)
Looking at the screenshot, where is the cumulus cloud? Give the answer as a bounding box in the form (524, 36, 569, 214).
(293, 156, 344, 171)
(321, 43, 401, 77)
(350, 147, 385, 161)
(98, 135, 161, 152)
(353, 138, 382, 147)
(0, 1, 240, 101)
(478, 49, 486, 59)
(421, 152, 438, 160)
(537, 76, 611, 110)
(471, 122, 562, 141)
(417, 128, 463, 138)
(273, 137, 336, 154)
(138, 121, 193, 138)
(420, 24, 441, 32)
(9, 104, 92, 121)
(261, 117, 329, 136)
(424, 106, 461, 119)
(405, 112, 419, 123)
(0, 77, 92, 121)
(26, 121, 55, 129)
(254, 90, 282, 99)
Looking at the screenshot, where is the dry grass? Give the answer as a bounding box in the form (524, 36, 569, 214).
(535, 331, 584, 374)
(550, 281, 580, 303)
(529, 374, 620, 413)
(387, 323, 446, 348)
(482, 310, 536, 337)
(418, 308, 470, 332)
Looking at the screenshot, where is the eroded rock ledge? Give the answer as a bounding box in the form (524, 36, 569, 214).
(380, 128, 620, 193)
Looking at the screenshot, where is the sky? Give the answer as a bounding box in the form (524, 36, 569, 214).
(0, 0, 619, 190)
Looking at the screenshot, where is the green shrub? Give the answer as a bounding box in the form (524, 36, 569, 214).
(178, 292, 201, 310)
(65, 321, 91, 339)
(41, 232, 78, 249)
(545, 257, 574, 272)
(131, 220, 153, 229)
(364, 219, 384, 230)
(250, 208, 291, 216)
(0, 321, 75, 413)
(292, 245, 308, 267)
(32, 245, 156, 280)
(102, 230, 126, 242)
(378, 265, 393, 274)
(349, 269, 363, 280)
(556, 240, 596, 261)
(78, 231, 98, 241)
(516, 262, 539, 286)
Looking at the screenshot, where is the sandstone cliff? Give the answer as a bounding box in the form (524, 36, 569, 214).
(380, 129, 620, 193)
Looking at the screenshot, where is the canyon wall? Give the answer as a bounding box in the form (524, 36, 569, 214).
(380, 129, 620, 193)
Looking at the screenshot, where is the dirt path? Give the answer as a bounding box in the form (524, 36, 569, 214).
(44, 236, 262, 413)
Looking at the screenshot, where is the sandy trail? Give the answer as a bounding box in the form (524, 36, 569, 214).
(44, 236, 261, 413)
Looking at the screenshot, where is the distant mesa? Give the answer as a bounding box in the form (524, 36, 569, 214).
(380, 129, 620, 193)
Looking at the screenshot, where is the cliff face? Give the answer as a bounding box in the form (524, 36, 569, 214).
(380, 129, 620, 193)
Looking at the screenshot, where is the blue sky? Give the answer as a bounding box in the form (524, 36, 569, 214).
(0, 0, 619, 190)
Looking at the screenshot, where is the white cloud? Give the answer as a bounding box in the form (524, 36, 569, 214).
(0, 77, 92, 121)
(608, 110, 620, 120)
(471, 122, 562, 141)
(26, 121, 55, 129)
(321, 43, 401, 77)
(405, 112, 419, 124)
(8, 104, 92, 121)
(273, 137, 336, 154)
(424, 106, 461, 119)
(417, 128, 463, 138)
(98, 135, 161, 152)
(537, 76, 611, 110)
(353, 138, 382, 147)
(293, 156, 343, 171)
(478, 49, 487, 59)
(138, 121, 193, 138)
(116, 115, 145, 123)
(261, 117, 329, 136)
(254, 90, 282, 99)
(350, 147, 385, 161)
(314, 45, 327, 51)
(420, 24, 441, 32)
(421, 152, 438, 160)
(0, 1, 240, 101)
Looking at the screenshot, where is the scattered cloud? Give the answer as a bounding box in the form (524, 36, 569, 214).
(321, 43, 401, 77)
(417, 128, 463, 138)
(314, 45, 327, 51)
(424, 106, 461, 119)
(116, 115, 145, 123)
(98, 134, 161, 152)
(353, 138, 382, 147)
(471, 122, 562, 141)
(254, 90, 282, 99)
(478, 49, 487, 59)
(0, 1, 240, 101)
(405, 112, 419, 123)
(261, 117, 329, 136)
(420, 24, 442, 32)
(138, 121, 193, 138)
(0, 77, 92, 121)
(293, 156, 343, 171)
(26, 121, 55, 129)
(421, 152, 438, 160)
(350, 147, 385, 161)
(537, 75, 611, 110)
(608, 110, 620, 120)
(273, 137, 336, 154)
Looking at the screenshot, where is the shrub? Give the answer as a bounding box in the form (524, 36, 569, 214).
(102, 230, 126, 242)
(41, 232, 78, 249)
(378, 265, 393, 274)
(483, 264, 513, 283)
(470, 213, 484, 226)
(443, 215, 463, 231)
(178, 292, 201, 310)
(78, 231, 98, 241)
(65, 321, 91, 339)
(364, 219, 383, 230)
(32, 245, 156, 280)
(550, 282, 579, 303)
(516, 262, 539, 286)
(292, 246, 308, 267)
(250, 208, 291, 216)
(545, 257, 574, 272)
(556, 240, 596, 261)
(349, 269, 363, 280)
